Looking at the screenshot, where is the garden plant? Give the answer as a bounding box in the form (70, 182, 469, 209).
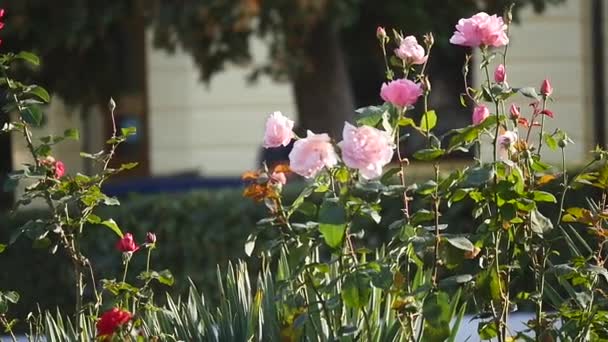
(2, 4, 608, 341)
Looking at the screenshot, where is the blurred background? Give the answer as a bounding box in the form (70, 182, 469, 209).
(0, 0, 603, 321)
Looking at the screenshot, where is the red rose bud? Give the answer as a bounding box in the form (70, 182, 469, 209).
(509, 104, 520, 119)
(376, 26, 387, 41)
(146, 232, 157, 245)
(96, 308, 132, 338)
(116, 233, 139, 253)
(494, 64, 506, 83)
(54, 160, 66, 179)
(540, 79, 553, 97)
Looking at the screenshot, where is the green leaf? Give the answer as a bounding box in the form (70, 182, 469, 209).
(355, 105, 387, 127)
(28, 86, 51, 103)
(99, 219, 123, 238)
(478, 321, 498, 340)
(121, 127, 137, 137)
(544, 132, 557, 151)
(398, 117, 416, 127)
(420, 110, 437, 132)
(318, 199, 346, 248)
(423, 291, 451, 341)
(244, 233, 256, 257)
(463, 166, 494, 187)
(439, 274, 473, 288)
(119, 162, 139, 171)
(444, 236, 475, 251)
(341, 273, 371, 309)
(3, 291, 19, 304)
(517, 87, 539, 100)
(413, 148, 445, 161)
(532, 191, 557, 203)
(63, 128, 80, 140)
(21, 105, 43, 127)
(0, 244, 5, 254)
(156, 269, 175, 286)
(530, 209, 553, 235)
(16, 51, 40, 66)
(371, 265, 393, 290)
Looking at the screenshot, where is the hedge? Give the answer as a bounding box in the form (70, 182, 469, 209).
(0, 187, 269, 320)
(0, 172, 598, 322)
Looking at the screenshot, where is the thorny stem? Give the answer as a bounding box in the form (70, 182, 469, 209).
(2, 68, 90, 332)
(482, 46, 507, 342)
(397, 108, 411, 222)
(537, 98, 547, 156)
(122, 254, 131, 283)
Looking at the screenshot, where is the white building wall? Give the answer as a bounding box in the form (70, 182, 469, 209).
(146, 34, 297, 176)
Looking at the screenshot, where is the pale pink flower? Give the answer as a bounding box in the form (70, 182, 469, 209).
(380, 79, 423, 108)
(472, 104, 490, 125)
(263, 111, 294, 148)
(450, 12, 509, 48)
(394, 36, 427, 65)
(288, 131, 338, 178)
(338, 122, 394, 179)
(498, 130, 518, 160)
(494, 64, 506, 83)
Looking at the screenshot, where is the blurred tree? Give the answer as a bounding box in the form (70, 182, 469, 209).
(0, 0, 564, 202)
(148, 0, 564, 137)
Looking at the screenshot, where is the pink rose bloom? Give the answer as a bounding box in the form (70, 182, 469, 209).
(394, 36, 427, 65)
(472, 104, 490, 125)
(288, 131, 338, 178)
(116, 233, 139, 253)
(380, 79, 423, 108)
(263, 111, 294, 148)
(450, 12, 509, 48)
(498, 130, 518, 160)
(338, 122, 394, 179)
(54, 160, 66, 179)
(494, 64, 506, 83)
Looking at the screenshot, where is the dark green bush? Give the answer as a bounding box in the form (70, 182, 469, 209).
(0, 172, 598, 323)
(0, 187, 268, 320)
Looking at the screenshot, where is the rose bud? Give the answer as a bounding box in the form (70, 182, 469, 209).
(540, 79, 553, 97)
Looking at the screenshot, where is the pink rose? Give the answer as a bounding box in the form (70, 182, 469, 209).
(116, 233, 139, 253)
(472, 104, 490, 125)
(380, 79, 423, 108)
(494, 64, 506, 83)
(288, 131, 338, 178)
(394, 36, 427, 65)
(54, 161, 66, 179)
(338, 122, 394, 179)
(498, 130, 518, 160)
(263, 111, 294, 148)
(450, 12, 509, 48)
(540, 79, 553, 97)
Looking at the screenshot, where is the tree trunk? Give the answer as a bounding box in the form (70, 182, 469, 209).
(292, 22, 355, 139)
